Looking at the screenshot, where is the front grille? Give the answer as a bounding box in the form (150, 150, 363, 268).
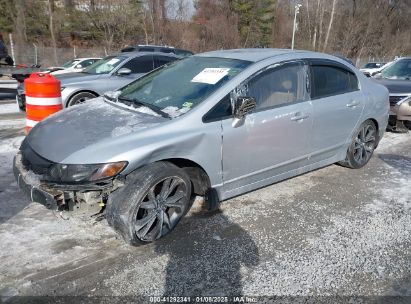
(389, 95, 407, 107)
(20, 140, 55, 175)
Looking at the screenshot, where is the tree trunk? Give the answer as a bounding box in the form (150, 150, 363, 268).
(14, 0, 26, 64)
(317, 1, 325, 51)
(48, 0, 58, 65)
(312, 0, 321, 50)
(305, 0, 312, 44)
(323, 0, 337, 52)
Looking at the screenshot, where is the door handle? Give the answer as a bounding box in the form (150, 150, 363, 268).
(346, 100, 360, 108)
(290, 112, 309, 121)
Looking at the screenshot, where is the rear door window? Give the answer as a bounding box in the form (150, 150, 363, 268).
(121, 56, 154, 73)
(310, 65, 358, 99)
(154, 56, 176, 69)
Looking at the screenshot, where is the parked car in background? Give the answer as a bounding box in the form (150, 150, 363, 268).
(16, 52, 181, 109)
(360, 62, 386, 77)
(373, 57, 411, 132)
(49, 57, 102, 75)
(14, 49, 388, 244)
(120, 44, 193, 57)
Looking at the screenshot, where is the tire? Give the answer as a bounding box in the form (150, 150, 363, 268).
(5, 56, 14, 66)
(106, 162, 192, 245)
(67, 92, 97, 107)
(339, 120, 377, 169)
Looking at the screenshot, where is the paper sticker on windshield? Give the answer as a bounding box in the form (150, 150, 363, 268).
(191, 68, 230, 85)
(107, 58, 120, 65)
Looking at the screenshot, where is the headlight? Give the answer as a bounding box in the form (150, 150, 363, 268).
(48, 161, 127, 183)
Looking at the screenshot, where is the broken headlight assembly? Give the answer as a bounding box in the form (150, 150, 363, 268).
(47, 161, 128, 183)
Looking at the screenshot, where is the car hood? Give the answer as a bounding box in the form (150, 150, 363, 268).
(55, 72, 104, 85)
(26, 97, 168, 163)
(373, 78, 411, 94)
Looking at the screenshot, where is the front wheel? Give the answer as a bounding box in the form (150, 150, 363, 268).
(339, 120, 377, 169)
(67, 92, 97, 107)
(106, 162, 192, 245)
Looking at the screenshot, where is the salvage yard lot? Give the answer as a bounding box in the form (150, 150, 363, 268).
(0, 98, 410, 300)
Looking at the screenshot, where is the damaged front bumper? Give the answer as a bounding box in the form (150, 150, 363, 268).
(13, 152, 122, 216)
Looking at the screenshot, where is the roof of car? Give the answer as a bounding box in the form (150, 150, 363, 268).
(196, 48, 340, 63)
(112, 51, 181, 58)
(76, 57, 102, 60)
(137, 44, 175, 49)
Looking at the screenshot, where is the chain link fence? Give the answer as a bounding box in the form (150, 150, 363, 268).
(355, 56, 398, 69)
(6, 43, 111, 68)
(4, 42, 407, 70)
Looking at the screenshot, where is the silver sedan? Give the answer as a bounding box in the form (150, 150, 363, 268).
(14, 49, 389, 244)
(16, 52, 181, 108)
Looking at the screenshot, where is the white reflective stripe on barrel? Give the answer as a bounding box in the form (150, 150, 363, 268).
(26, 118, 39, 127)
(26, 96, 63, 106)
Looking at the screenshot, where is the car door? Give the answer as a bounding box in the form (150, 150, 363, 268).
(309, 61, 364, 162)
(219, 61, 313, 196)
(108, 55, 154, 91)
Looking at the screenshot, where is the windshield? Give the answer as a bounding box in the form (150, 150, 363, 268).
(62, 59, 80, 68)
(381, 59, 411, 80)
(83, 56, 126, 74)
(118, 56, 251, 118)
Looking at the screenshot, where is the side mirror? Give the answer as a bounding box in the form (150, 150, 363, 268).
(234, 96, 256, 119)
(116, 68, 132, 76)
(74, 64, 83, 69)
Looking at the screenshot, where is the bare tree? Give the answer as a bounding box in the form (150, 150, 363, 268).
(323, 0, 337, 52)
(47, 0, 58, 65)
(13, 0, 26, 64)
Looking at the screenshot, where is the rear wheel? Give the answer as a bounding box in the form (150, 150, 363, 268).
(5, 56, 14, 66)
(339, 120, 377, 169)
(106, 162, 192, 245)
(67, 92, 97, 107)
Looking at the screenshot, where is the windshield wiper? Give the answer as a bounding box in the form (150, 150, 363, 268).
(118, 97, 170, 119)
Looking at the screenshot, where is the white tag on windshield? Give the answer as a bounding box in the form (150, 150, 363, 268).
(191, 68, 230, 85)
(107, 58, 120, 65)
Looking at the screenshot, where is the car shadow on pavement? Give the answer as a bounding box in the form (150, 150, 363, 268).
(373, 275, 411, 303)
(155, 210, 260, 298)
(378, 154, 411, 177)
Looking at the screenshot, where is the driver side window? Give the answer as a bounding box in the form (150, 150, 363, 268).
(247, 62, 308, 110)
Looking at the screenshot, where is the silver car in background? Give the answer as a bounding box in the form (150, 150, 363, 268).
(373, 57, 411, 132)
(14, 49, 389, 244)
(16, 52, 181, 108)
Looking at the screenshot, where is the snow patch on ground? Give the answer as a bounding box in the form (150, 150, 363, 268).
(0, 119, 25, 128)
(0, 136, 24, 154)
(0, 103, 19, 114)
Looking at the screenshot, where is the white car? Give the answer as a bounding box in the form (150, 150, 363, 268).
(48, 57, 101, 75)
(360, 62, 386, 77)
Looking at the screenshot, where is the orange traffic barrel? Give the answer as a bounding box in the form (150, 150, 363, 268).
(24, 73, 62, 133)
